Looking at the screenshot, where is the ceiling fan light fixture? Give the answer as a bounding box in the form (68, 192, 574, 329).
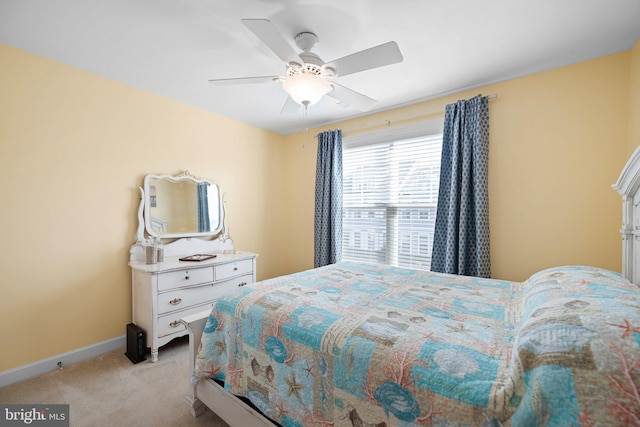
(283, 72, 331, 106)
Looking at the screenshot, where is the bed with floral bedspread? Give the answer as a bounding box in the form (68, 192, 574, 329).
(193, 261, 640, 426)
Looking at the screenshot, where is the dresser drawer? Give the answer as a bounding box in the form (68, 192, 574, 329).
(158, 283, 218, 315)
(216, 259, 253, 281)
(157, 303, 216, 338)
(157, 267, 213, 291)
(211, 273, 253, 299)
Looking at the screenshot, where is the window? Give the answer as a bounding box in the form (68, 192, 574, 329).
(342, 122, 442, 270)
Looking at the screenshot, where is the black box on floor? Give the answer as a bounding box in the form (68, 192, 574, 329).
(125, 323, 146, 364)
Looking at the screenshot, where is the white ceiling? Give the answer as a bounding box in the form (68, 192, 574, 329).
(2, 0, 640, 135)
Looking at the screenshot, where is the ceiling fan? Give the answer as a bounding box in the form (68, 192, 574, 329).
(208, 19, 404, 113)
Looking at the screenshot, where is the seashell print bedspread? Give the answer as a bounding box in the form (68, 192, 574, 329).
(194, 262, 640, 426)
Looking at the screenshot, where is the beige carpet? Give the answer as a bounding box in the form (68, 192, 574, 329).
(0, 336, 229, 427)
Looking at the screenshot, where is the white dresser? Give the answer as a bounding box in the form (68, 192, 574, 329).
(129, 250, 257, 362)
(129, 170, 258, 362)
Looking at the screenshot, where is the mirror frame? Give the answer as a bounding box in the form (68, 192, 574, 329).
(142, 171, 224, 239)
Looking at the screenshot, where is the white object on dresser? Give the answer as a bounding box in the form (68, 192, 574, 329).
(129, 237, 257, 362)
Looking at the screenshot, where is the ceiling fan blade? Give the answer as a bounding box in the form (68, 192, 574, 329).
(208, 76, 279, 86)
(327, 83, 377, 111)
(241, 19, 303, 67)
(280, 96, 301, 114)
(325, 41, 403, 77)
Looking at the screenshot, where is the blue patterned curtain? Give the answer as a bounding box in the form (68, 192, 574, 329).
(431, 95, 491, 277)
(314, 130, 343, 267)
(197, 182, 210, 232)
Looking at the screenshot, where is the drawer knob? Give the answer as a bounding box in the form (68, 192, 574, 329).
(238, 282, 247, 287)
(233, 267, 238, 271)
(185, 276, 190, 280)
(169, 320, 180, 328)
(169, 298, 182, 305)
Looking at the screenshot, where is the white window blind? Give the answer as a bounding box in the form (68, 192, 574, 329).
(342, 132, 442, 270)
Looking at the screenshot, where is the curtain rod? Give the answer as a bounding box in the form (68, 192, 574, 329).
(334, 93, 497, 136)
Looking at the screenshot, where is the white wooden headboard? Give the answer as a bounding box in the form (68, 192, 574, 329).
(612, 145, 640, 286)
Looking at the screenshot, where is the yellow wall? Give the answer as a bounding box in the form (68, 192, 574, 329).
(629, 39, 640, 154)
(0, 43, 288, 371)
(283, 51, 632, 282)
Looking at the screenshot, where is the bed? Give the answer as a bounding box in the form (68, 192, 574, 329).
(183, 261, 640, 426)
(181, 147, 640, 426)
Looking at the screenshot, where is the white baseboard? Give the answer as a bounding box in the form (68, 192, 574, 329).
(0, 335, 126, 388)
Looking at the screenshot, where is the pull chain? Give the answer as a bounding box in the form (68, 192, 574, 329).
(302, 104, 309, 149)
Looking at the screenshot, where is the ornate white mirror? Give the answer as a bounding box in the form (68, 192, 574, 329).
(138, 171, 224, 240)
